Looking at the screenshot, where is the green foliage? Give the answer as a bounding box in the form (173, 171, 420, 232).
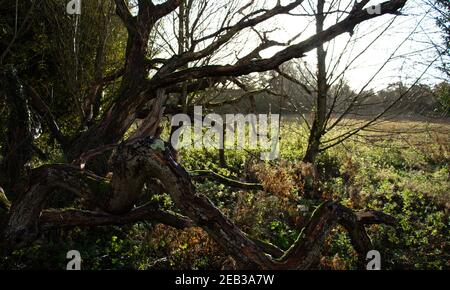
(434, 82, 450, 114)
(1, 120, 449, 270)
(268, 220, 300, 250)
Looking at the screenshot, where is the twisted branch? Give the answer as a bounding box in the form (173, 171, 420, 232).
(3, 137, 397, 269)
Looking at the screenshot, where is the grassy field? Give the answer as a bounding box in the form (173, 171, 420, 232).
(3, 118, 449, 270)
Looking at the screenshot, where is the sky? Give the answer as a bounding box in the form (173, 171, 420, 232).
(259, 0, 447, 90)
(152, 0, 447, 90)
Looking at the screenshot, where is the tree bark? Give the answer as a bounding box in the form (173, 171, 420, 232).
(303, 0, 328, 164)
(1, 67, 34, 198)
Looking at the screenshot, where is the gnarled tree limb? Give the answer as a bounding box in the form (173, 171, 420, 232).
(102, 137, 398, 269)
(4, 137, 397, 269)
(39, 204, 194, 231)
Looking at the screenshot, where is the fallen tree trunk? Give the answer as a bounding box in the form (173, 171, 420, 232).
(3, 137, 397, 269)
